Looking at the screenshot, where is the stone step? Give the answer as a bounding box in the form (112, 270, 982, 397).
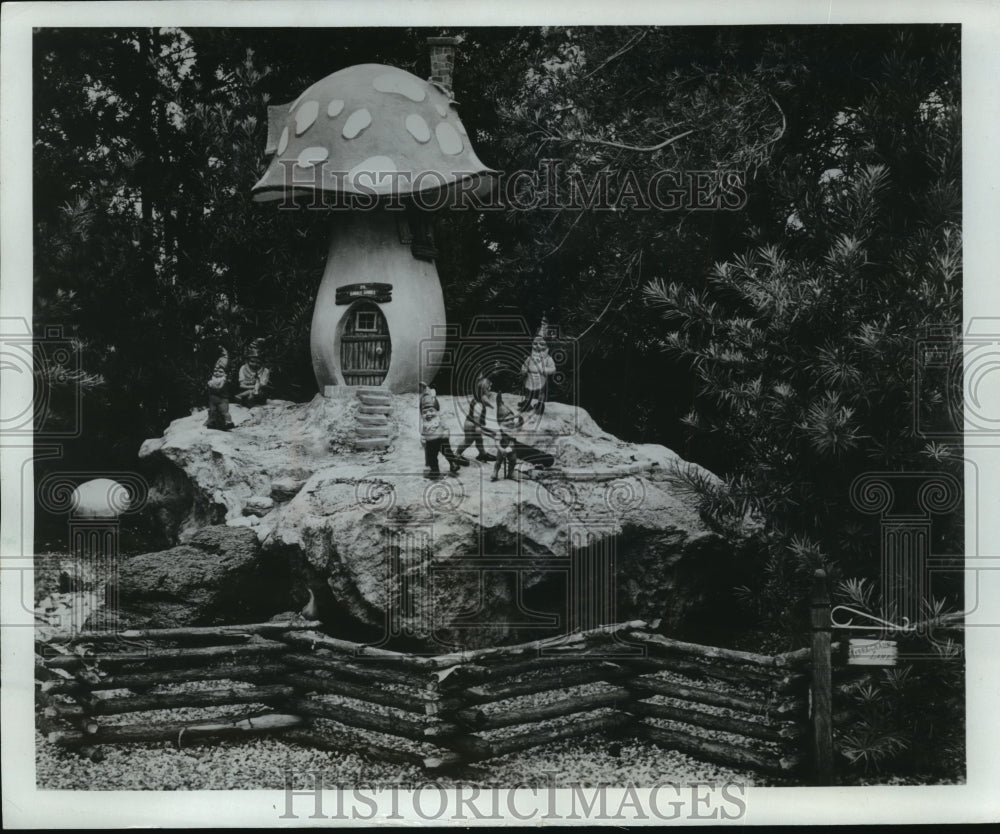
(355, 438, 391, 451)
(358, 397, 392, 409)
(357, 391, 392, 403)
(356, 425, 392, 438)
(359, 404, 392, 415)
(356, 414, 390, 426)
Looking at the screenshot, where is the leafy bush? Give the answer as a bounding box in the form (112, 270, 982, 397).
(644, 29, 962, 640)
(834, 578, 964, 781)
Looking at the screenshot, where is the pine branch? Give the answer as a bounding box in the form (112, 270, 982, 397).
(542, 129, 695, 154)
(582, 29, 650, 81)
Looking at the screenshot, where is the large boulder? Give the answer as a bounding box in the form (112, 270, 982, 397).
(113, 525, 292, 628)
(139, 397, 350, 541)
(138, 393, 737, 647)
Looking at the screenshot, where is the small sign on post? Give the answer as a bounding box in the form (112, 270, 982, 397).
(847, 638, 898, 666)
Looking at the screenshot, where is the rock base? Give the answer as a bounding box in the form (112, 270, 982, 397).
(135, 395, 739, 648)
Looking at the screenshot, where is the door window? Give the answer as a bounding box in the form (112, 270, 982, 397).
(355, 310, 378, 332)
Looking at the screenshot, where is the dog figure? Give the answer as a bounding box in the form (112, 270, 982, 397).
(491, 431, 517, 482)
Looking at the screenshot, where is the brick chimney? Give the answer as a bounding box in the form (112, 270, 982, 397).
(427, 36, 461, 95)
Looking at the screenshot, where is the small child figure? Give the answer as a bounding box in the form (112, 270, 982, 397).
(456, 397, 492, 463)
(491, 431, 517, 482)
(456, 366, 496, 463)
(420, 406, 460, 478)
(234, 339, 270, 407)
(473, 366, 494, 406)
(205, 347, 235, 431)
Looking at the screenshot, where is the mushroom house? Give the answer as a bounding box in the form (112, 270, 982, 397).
(252, 38, 493, 394)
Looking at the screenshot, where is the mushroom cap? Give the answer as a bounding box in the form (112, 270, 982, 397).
(252, 63, 494, 202)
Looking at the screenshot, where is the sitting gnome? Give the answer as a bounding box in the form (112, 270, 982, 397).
(205, 347, 235, 431)
(235, 339, 270, 407)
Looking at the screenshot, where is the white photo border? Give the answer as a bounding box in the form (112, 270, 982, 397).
(3, 0, 998, 826)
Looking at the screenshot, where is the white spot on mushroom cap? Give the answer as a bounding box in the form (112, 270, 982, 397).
(435, 103, 449, 118)
(348, 155, 398, 191)
(435, 121, 463, 155)
(277, 126, 289, 155)
(405, 113, 431, 143)
(342, 108, 373, 140)
(373, 72, 427, 102)
(327, 99, 345, 118)
(297, 146, 329, 167)
(295, 100, 320, 136)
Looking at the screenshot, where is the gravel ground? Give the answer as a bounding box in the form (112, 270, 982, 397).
(35, 729, 767, 790)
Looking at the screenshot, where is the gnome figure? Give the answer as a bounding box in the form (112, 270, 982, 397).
(419, 381, 440, 413)
(456, 396, 492, 463)
(235, 339, 270, 407)
(205, 347, 235, 431)
(518, 335, 556, 415)
(420, 404, 460, 478)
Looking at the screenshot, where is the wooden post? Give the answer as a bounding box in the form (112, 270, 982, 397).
(810, 568, 833, 785)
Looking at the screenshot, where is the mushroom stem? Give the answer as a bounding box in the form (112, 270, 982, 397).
(310, 208, 445, 394)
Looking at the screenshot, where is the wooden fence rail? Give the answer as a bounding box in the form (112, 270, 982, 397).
(36, 617, 822, 778)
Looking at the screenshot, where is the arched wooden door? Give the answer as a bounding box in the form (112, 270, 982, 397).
(340, 301, 392, 386)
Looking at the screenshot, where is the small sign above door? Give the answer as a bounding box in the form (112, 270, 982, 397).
(336, 283, 393, 305)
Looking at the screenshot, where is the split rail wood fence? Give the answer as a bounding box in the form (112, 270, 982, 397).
(35, 613, 831, 781)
